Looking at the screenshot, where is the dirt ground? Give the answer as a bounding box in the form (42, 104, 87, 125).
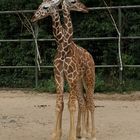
(0, 89, 140, 140)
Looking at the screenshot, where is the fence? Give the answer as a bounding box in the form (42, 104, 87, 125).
(0, 5, 140, 88)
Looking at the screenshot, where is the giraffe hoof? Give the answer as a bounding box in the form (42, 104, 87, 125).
(76, 134, 82, 139)
(90, 137, 96, 140)
(51, 132, 61, 140)
(76, 130, 81, 138)
(77, 136, 82, 139)
(81, 138, 86, 140)
(68, 136, 76, 140)
(86, 133, 91, 138)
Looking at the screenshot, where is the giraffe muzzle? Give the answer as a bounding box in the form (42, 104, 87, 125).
(31, 16, 36, 22)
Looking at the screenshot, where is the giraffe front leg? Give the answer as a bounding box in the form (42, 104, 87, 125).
(76, 106, 86, 139)
(68, 92, 77, 140)
(80, 111, 87, 140)
(52, 94, 64, 140)
(76, 107, 82, 138)
(52, 69, 64, 140)
(85, 109, 91, 139)
(90, 110, 96, 140)
(79, 103, 87, 140)
(86, 94, 96, 140)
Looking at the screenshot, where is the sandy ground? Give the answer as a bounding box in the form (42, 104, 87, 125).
(0, 89, 140, 140)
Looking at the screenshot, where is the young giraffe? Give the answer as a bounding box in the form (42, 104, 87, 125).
(31, 0, 96, 140)
(61, 0, 96, 140)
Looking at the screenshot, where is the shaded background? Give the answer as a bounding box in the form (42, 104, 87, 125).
(0, 0, 140, 92)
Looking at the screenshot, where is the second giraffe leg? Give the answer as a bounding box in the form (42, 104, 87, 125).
(90, 109, 96, 140)
(52, 70, 64, 140)
(76, 102, 87, 140)
(85, 109, 91, 138)
(68, 92, 77, 140)
(86, 92, 96, 140)
(81, 110, 87, 140)
(76, 105, 82, 138)
(52, 93, 64, 140)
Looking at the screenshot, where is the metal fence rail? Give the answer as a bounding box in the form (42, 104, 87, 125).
(0, 65, 140, 69)
(0, 36, 140, 42)
(0, 5, 140, 14)
(0, 5, 140, 87)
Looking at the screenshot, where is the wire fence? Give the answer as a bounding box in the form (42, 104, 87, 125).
(0, 5, 140, 88)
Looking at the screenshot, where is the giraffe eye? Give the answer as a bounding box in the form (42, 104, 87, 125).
(71, 1, 76, 4)
(43, 6, 48, 9)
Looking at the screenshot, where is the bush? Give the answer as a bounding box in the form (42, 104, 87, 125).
(36, 77, 56, 93)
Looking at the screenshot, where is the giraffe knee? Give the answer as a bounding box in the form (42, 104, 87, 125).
(68, 100, 76, 112)
(86, 97, 95, 111)
(77, 97, 86, 112)
(79, 103, 87, 112)
(88, 105, 95, 112)
(56, 101, 64, 112)
(68, 93, 77, 112)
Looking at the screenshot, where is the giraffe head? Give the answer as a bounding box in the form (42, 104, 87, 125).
(63, 0, 88, 13)
(31, 0, 61, 22)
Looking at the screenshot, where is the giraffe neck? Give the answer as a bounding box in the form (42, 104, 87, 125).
(51, 10, 64, 45)
(51, 9, 70, 57)
(62, 2, 73, 43)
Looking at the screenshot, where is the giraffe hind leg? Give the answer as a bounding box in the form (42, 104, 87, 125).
(76, 80, 88, 140)
(76, 106, 82, 138)
(67, 83, 78, 140)
(83, 69, 96, 140)
(85, 89, 96, 140)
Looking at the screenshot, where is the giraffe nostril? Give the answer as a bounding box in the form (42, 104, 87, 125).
(31, 17, 35, 22)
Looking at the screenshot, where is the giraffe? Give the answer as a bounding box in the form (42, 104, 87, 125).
(61, 1, 96, 140)
(31, 0, 96, 140)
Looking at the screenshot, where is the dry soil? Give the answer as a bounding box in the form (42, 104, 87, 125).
(0, 89, 140, 140)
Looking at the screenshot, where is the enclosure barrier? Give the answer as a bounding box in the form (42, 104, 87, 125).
(0, 5, 140, 88)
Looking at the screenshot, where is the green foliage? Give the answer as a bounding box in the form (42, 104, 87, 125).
(95, 72, 106, 92)
(36, 77, 69, 93)
(0, 0, 140, 92)
(37, 77, 56, 92)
